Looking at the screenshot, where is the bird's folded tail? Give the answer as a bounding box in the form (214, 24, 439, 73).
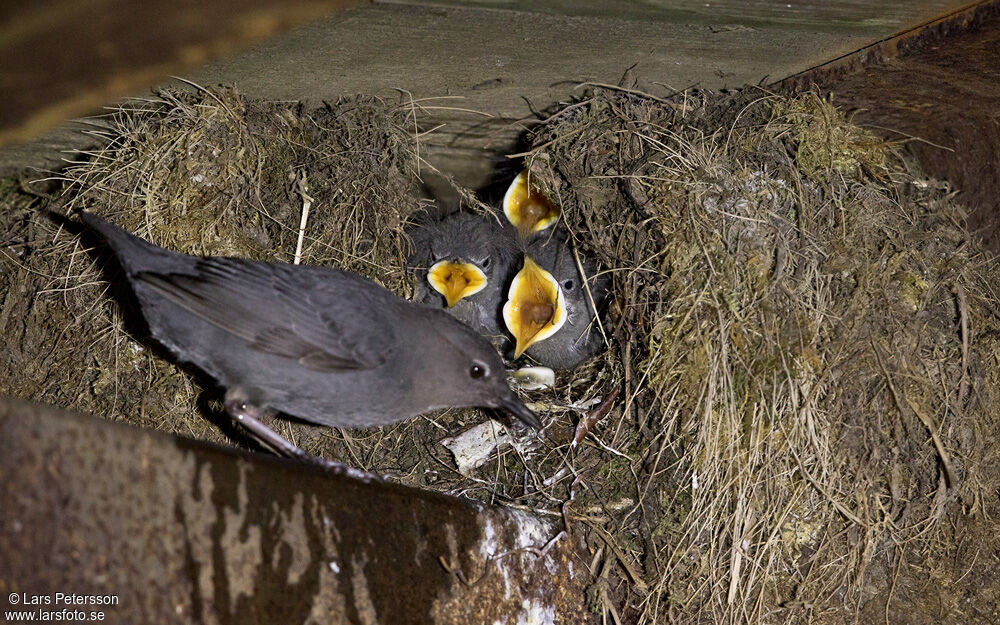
(79, 211, 183, 275)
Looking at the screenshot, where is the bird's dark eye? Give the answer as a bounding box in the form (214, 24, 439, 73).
(469, 364, 486, 379)
(562, 279, 575, 291)
(481, 257, 491, 269)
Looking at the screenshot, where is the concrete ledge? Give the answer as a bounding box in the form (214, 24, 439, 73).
(0, 397, 590, 624)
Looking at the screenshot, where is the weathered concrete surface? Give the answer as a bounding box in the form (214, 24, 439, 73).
(0, 0, 972, 185)
(182, 0, 972, 189)
(0, 397, 591, 624)
(780, 1, 1000, 251)
(383, 0, 971, 35)
(182, 0, 977, 114)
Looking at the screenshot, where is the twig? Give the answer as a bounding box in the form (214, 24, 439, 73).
(952, 284, 969, 403)
(574, 81, 672, 104)
(785, 427, 865, 526)
(292, 171, 313, 265)
(872, 342, 958, 489)
(395, 88, 422, 176)
(572, 245, 610, 348)
(573, 387, 620, 448)
(507, 124, 588, 159)
(168, 76, 239, 120)
(862, 124, 956, 152)
(410, 106, 495, 117)
(585, 521, 649, 592)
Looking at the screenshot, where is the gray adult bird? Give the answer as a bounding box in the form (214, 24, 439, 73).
(408, 212, 519, 349)
(505, 230, 608, 370)
(81, 212, 538, 465)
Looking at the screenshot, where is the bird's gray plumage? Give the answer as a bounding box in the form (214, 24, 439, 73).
(522, 230, 608, 369)
(408, 212, 519, 349)
(81, 211, 537, 429)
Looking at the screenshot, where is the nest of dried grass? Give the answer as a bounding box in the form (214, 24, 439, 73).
(511, 88, 1000, 623)
(1, 85, 427, 447)
(3, 84, 999, 624)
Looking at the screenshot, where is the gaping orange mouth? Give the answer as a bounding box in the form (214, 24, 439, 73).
(503, 256, 566, 357)
(503, 170, 561, 238)
(427, 260, 487, 308)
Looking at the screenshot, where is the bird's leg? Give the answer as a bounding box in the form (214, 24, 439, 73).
(223, 389, 379, 481)
(223, 391, 309, 460)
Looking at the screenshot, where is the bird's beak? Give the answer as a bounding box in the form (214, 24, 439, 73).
(503, 256, 567, 357)
(503, 170, 561, 238)
(427, 260, 487, 308)
(493, 393, 541, 429)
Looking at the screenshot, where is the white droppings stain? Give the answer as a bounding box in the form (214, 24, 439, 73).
(477, 509, 557, 602)
(515, 598, 555, 625)
(328, 560, 340, 574)
(479, 509, 551, 561)
(501, 561, 513, 598)
(480, 516, 498, 559)
(350, 553, 378, 625)
(509, 509, 549, 551)
(433, 505, 572, 623)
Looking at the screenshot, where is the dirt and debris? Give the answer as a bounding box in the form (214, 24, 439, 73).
(2, 84, 999, 624)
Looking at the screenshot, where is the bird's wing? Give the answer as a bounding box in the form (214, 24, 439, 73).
(136, 257, 393, 372)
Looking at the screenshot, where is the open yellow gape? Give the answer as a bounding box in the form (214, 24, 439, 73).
(427, 260, 487, 308)
(503, 256, 566, 357)
(503, 170, 561, 238)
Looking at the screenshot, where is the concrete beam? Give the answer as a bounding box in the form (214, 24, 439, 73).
(0, 397, 590, 624)
(1, 0, 972, 186)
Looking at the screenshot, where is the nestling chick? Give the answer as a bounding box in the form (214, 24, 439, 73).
(506, 231, 608, 369)
(499, 170, 608, 369)
(408, 212, 520, 349)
